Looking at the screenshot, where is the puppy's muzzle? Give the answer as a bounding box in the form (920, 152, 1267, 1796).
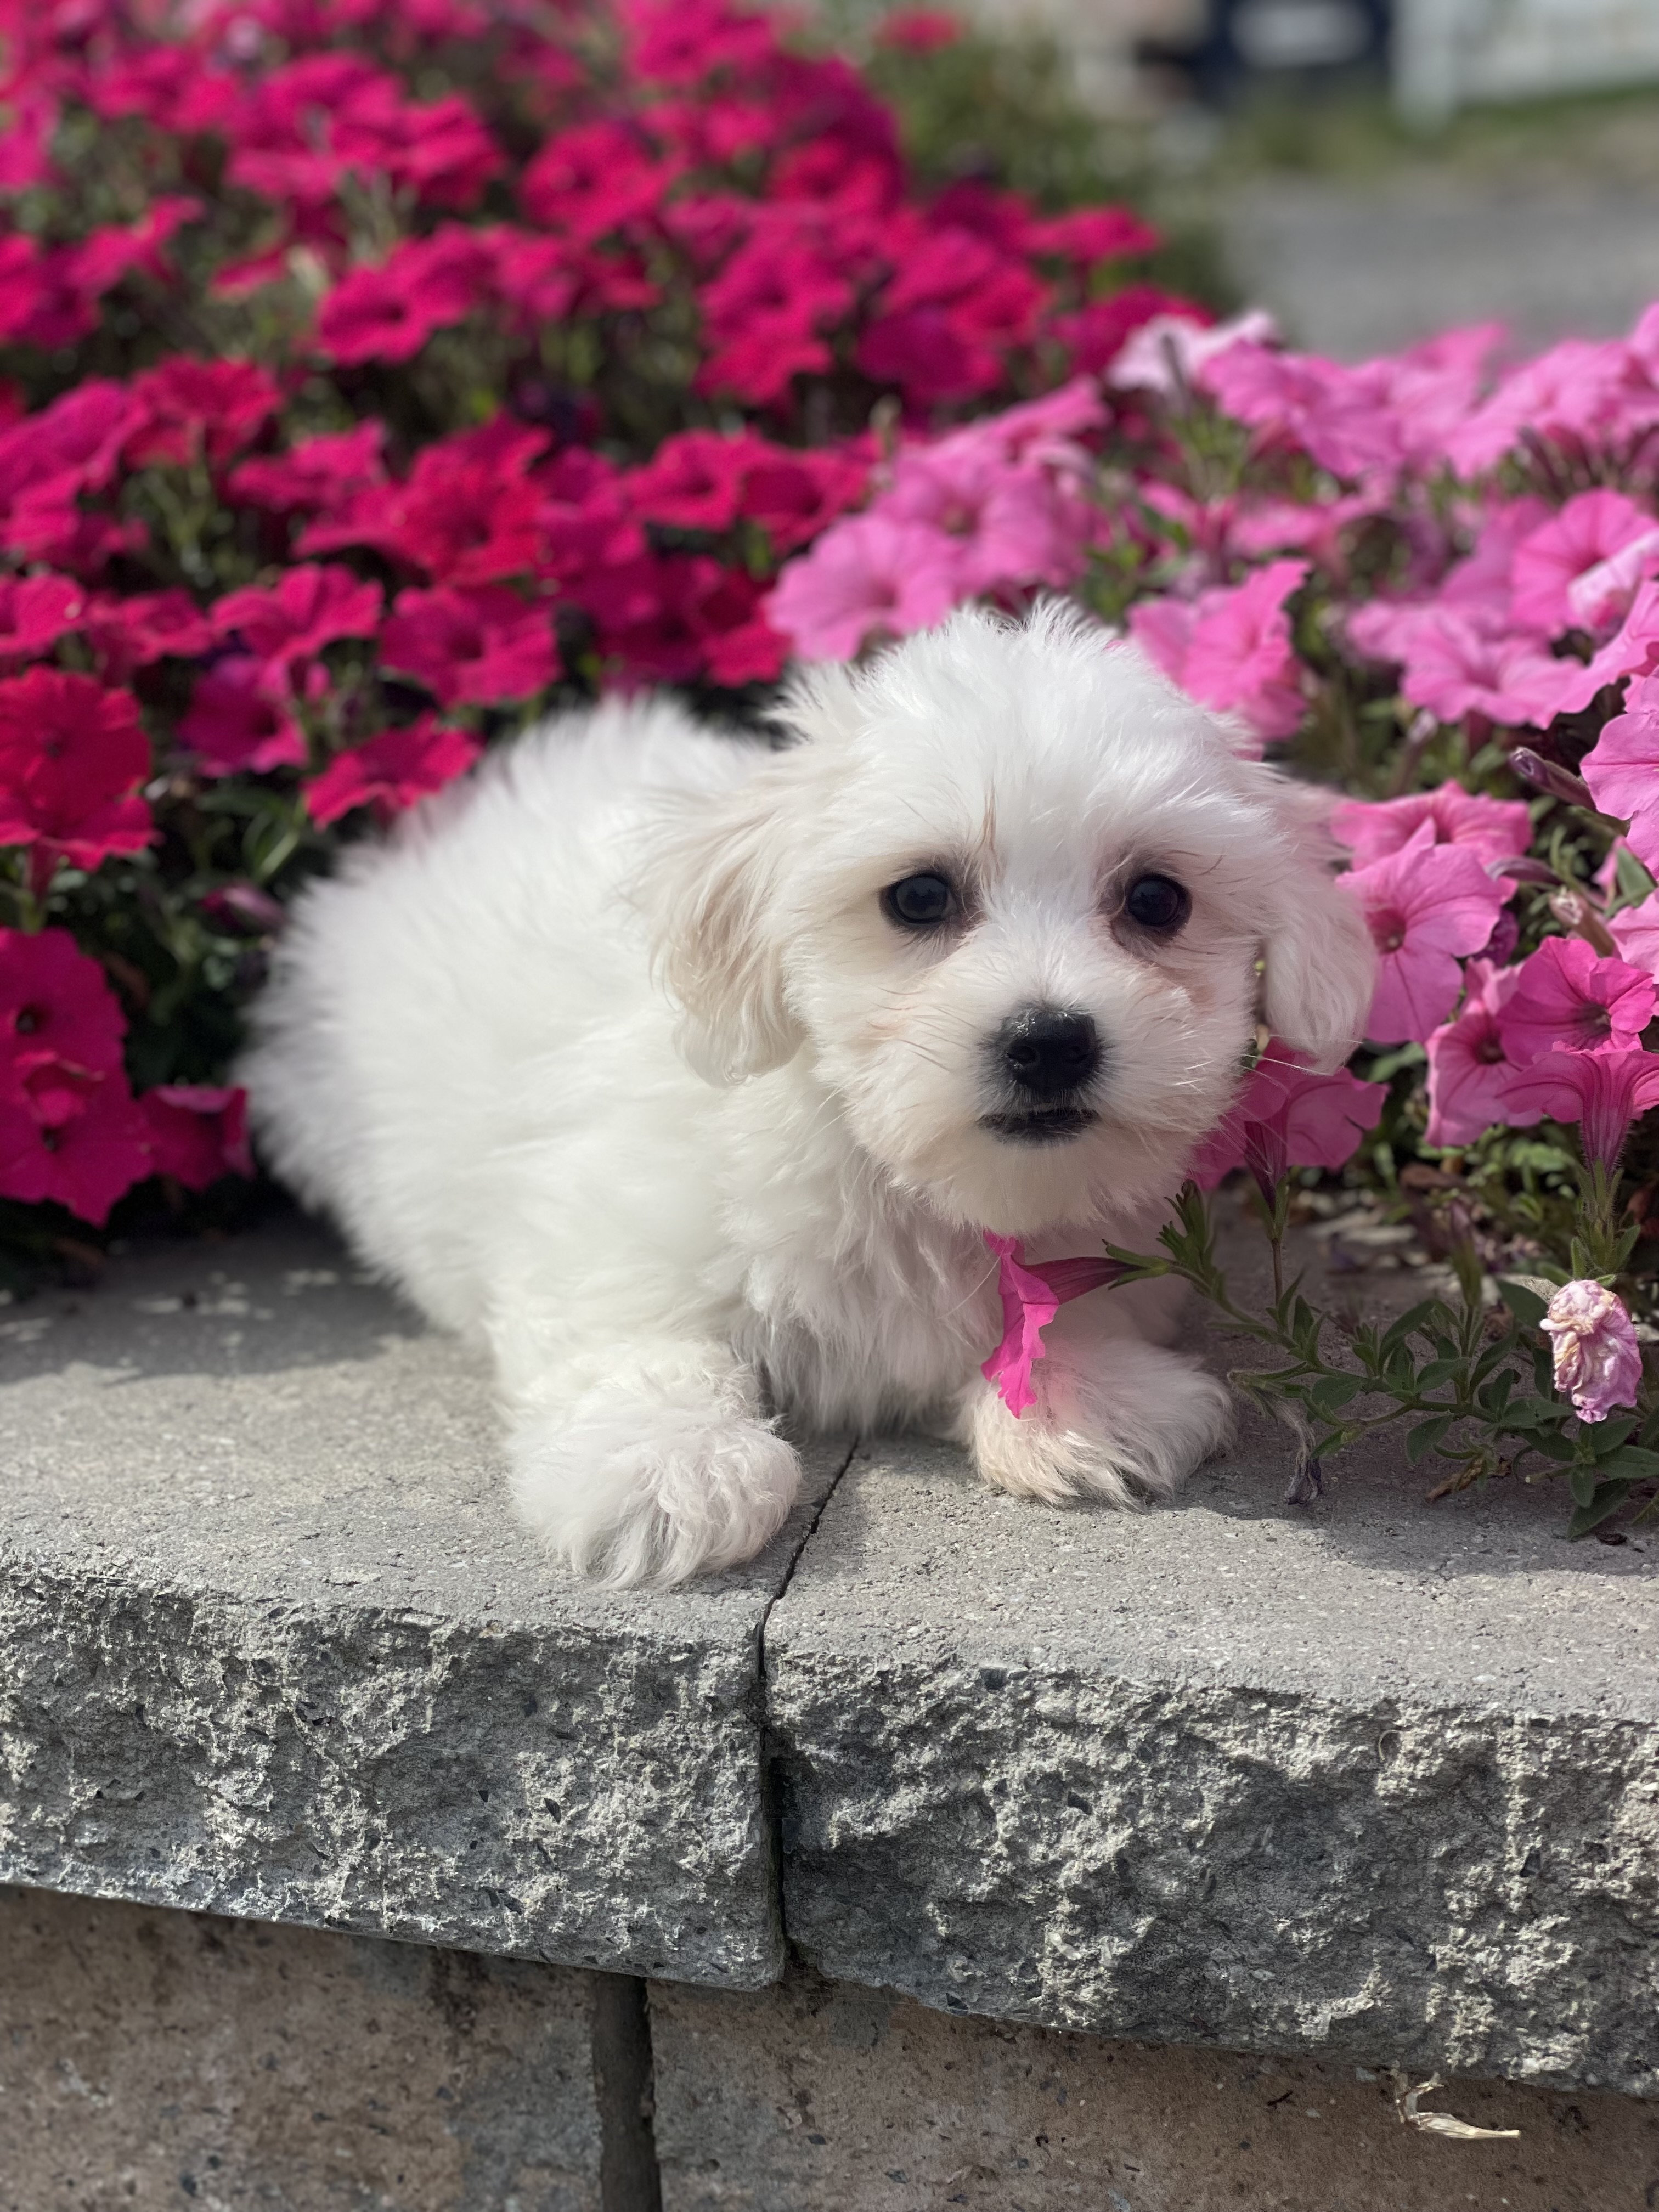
(981, 1006, 1103, 1144)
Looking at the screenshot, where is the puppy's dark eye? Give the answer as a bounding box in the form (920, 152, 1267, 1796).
(1123, 873, 1190, 933)
(882, 872, 955, 929)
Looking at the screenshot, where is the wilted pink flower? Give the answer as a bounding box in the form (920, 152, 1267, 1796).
(1188, 1045, 1386, 1197)
(1344, 825, 1511, 1044)
(1580, 670, 1659, 871)
(304, 719, 482, 827)
(1497, 935, 1656, 1062)
(1129, 559, 1308, 745)
(1541, 1279, 1643, 1423)
(768, 515, 962, 661)
(1330, 784, 1532, 871)
(980, 1232, 1125, 1418)
(1424, 959, 1536, 1147)
(1502, 1042, 1659, 1168)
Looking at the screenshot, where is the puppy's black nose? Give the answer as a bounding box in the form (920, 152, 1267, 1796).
(997, 1008, 1101, 1099)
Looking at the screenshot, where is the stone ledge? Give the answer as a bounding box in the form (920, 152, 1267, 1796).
(4, 1221, 1658, 2100)
(766, 1427, 1659, 2097)
(0, 1221, 848, 1987)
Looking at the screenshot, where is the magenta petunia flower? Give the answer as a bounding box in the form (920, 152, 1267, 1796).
(381, 585, 558, 708)
(1188, 1045, 1386, 1198)
(0, 1062, 151, 1226)
(179, 659, 307, 778)
(1541, 1279, 1644, 1424)
(304, 719, 482, 828)
(0, 668, 151, 872)
(1496, 935, 1656, 1063)
(1344, 826, 1510, 1044)
(0, 572, 84, 662)
(142, 1085, 254, 1189)
(213, 563, 383, 682)
(0, 927, 126, 1090)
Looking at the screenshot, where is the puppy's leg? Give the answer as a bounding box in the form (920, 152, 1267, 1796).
(958, 1332, 1232, 1509)
(502, 1334, 802, 1586)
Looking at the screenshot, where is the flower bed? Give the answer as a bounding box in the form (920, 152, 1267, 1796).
(8, 0, 1659, 1532)
(0, 0, 1184, 1270)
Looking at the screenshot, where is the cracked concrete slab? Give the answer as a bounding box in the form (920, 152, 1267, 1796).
(0, 1220, 849, 1987)
(766, 1412, 1659, 2095)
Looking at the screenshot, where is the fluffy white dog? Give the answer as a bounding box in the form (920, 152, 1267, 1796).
(243, 604, 1375, 1585)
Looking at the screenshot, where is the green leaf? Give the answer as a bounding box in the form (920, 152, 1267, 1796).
(1568, 1482, 1634, 1540)
(1380, 1300, 1440, 1360)
(1308, 1374, 1363, 1414)
(1407, 1415, 1454, 1465)
(1571, 1464, 1599, 1509)
(1588, 1444, 1659, 1484)
(1416, 1358, 1463, 1391)
(1497, 1279, 1549, 1329)
(1477, 1368, 1515, 1418)
(1587, 1414, 1640, 1458)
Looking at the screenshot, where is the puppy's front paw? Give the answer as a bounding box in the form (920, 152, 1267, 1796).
(507, 1347, 802, 1586)
(965, 1346, 1232, 1509)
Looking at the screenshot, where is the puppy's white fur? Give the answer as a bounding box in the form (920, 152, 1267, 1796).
(242, 605, 1375, 1584)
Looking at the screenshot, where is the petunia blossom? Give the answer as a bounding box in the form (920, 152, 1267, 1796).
(0, 669, 152, 873)
(1343, 825, 1511, 1044)
(179, 660, 307, 777)
(1496, 935, 1656, 1063)
(1541, 1278, 1644, 1424)
(1188, 1046, 1386, 1198)
(1424, 958, 1537, 1148)
(0, 1062, 151, 1226)
(1330, 784, 1532, 871)
(142, 1085, 255, 1189)
(1502, 1042, 1659, 1167)
(304, 719, 482, 827)
(980, 1232, 1126, 1418)
(380, 586, 559, 707)
(0, 927, 126, 1087)
(1579, 669, 1659, 871)
(1509, 490, 1655, 636)
(1128, 559, 1308, 746)
(1609, 889, 1659, 979)
(766, 515, 963, 661)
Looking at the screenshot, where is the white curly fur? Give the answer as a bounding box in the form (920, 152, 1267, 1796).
(241, 605, 1375, 1584)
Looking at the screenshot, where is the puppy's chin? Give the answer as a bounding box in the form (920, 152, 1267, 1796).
(885, 1112, 1198, 1239)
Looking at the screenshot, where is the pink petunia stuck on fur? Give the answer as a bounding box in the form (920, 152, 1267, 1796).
(980, 1233, 1125, 1418)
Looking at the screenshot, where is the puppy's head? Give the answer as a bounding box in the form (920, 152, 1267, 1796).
(641, 603, 1375, 1235)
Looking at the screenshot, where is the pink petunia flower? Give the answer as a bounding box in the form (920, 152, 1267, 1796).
(1330, 783, 1533, 871)
(1579, 669, 1659, 872)
(380, 586, 558, 708)
(766, 515, 963, 661)
(1509, 489, 1655, 636)
(1397, 607, 1570, 728)
(1199, 342, 1403, 482)
(1496, 935, 1656, 1062)
(980, 1232, 1125, 1418)
(1107, 308, 1276, 396)
(1130, 559, 1309, 746)
(1609, 889, 1659, 978)
(1548, 578, 1659, 719)
(1424, 958, 1536, 1148)
(304, 719, 482, 827)
(1541, 1278, 1644, 1423)
(1505, 1044, 1659, 1168)
(1344, 823, 1511, 1044)
(1188, 1045, 1386, 1198)
(0, 669, 152, 873)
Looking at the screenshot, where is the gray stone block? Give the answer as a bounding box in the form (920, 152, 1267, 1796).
(651, 1966, 1659, 2212)
(766, 1426, 1659, 2095)
(0, 1222, 849, 1985)
(0, 1883, 602, 2211)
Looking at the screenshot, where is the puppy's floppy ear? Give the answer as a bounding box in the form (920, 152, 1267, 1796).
(1257, 774, 1377, 1071)
(635, 754, 805, 1086)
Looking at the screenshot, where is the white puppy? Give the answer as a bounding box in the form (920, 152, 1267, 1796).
(243, 604, 1374, 1584)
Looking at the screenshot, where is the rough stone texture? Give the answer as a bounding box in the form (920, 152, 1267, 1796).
(767, 1419, 1659, 2096)
(0, 1883, 601, 2212)
(0, 1221, 850, 1985)
(652, 1967, 1659, 2212)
